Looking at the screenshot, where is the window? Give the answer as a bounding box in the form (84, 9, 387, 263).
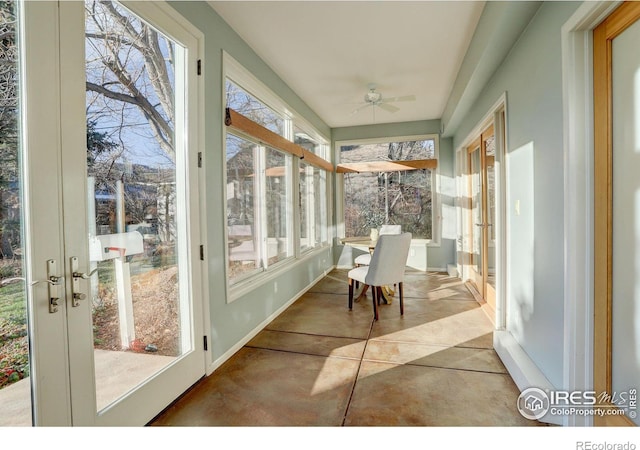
(339, 137, 437, 240)
(226, 132, 293, 285)
(226, 79, 284, 136)
(223, 53, 330, 292)
(299, 162, 327, 252)
(265, 147, 293, 264)
(294, 125, 329, 160)
(226, 134, 260, 281)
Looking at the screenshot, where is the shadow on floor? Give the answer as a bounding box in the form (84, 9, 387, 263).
(150, 270, 545, 427)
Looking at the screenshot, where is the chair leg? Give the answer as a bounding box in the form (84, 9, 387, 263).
(348, 278, 353, 310)
(355, 280, 359, 290)
(371, 285, 379, 321)
(399, 282, 404, 316)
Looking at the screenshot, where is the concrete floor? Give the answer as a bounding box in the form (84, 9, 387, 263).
(150, 269, 543, 427)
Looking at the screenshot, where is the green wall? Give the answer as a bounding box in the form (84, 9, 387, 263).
(169, 1, 334, 363)
(451, 1, 581, 388)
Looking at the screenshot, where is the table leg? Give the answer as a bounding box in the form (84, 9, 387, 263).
(356, 285, 394, 304)
(380, 286, 393, 304)
(356, 284, 369, 302)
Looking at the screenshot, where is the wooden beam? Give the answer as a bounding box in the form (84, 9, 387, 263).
(226, 108, 334, 172)
(336, 159, 437, 174)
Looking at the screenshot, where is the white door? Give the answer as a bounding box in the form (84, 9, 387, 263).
(0, 0, 205, 426)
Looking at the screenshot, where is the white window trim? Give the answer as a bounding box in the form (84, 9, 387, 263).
(335, 133, 440, 245)
(223, 52, 294, 124)
(222, 52, 331, 303)
(224, 131, 296, 285)
(222, 51, 330, 148)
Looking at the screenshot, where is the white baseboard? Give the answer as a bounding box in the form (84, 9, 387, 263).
(206, 265, 336, 375)
(494, 330, 561, 426)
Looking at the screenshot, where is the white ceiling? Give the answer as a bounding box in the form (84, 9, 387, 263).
(208, 1, 486, 129)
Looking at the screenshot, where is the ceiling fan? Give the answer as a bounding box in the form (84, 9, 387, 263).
(350, 83, 416, 116)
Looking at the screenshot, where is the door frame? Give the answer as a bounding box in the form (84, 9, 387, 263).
(561, 0, 621, 427)
(561, 1, 640, 426)
(592, 0, 640, 427)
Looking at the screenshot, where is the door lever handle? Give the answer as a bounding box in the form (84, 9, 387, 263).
(2, 262, 62, 314)
(71, 257, 96, 307)
(1, 276, 61, 286)
(72, 268, 98, 280)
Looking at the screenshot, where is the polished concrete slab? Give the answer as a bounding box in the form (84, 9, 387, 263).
(150, 270, 543, 427)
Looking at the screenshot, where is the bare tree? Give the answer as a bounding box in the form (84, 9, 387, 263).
(342, 141, 434, 239)
(0, 1, 19, 260)
(85, 0, 175, 160)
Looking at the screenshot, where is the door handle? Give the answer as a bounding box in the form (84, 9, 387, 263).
(1, 276, 60, 287)
(46, 260, 62, 313)
(72, 269, 98, 280)
(1, 261, 62, 314)
(70, 257, 96, 307)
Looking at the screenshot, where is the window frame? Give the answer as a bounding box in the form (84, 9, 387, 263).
(335, 133, 440, 246)
(225, 131, 296, 286)
(222, 52, 331, 302)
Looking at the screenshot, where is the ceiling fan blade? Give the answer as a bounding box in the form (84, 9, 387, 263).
(377, 102, 399, 113)
(350, 103, 371, 116)
(381, 94, 416, 103)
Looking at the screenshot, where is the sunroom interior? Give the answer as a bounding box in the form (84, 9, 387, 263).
(1, 0, 639, 430)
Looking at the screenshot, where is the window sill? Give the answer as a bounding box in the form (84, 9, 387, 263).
(227, 245, 330, 303)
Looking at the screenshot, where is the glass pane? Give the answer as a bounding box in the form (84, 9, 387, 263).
(485, 136, 496, 289)
(470, 149, 482, 276)
(294, 126, 320, 154)
(85, 0, 189, 411)
(0, 1, 32, 426)
(226, 133, 260, 282)
(299, 162, 313, 251)
(265, 147, 291, 265)
(341, 139, 434, 239)
(313, 167, 327, 245)
(343, 169, 432, 239)
(611, 20, 640, 425)
(340, 139, 435, 163)
(226, 79, 284, 136)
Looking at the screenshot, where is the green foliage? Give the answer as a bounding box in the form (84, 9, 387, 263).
(87, 120, 118, 167)
(0, 282, 29, 389)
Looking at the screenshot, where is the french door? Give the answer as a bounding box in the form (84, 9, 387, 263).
(593, 1, 640, 427)
(0, 0, 204, 426)
(467, 125, 496, 312)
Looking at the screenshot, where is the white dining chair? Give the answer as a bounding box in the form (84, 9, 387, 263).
(354, 224, 402, 267)
(348, 232, 412, 320)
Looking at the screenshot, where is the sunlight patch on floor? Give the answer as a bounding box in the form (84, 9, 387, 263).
(310, 308, 490, 396)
